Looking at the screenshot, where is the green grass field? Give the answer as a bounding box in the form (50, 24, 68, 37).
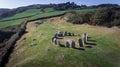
(0, 7, 119, 67)
(0, 8, 99, 28)
(6, 17, 120, 67)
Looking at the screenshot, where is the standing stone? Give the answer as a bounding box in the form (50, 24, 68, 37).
(66, 41, 70, 48)
(71, 33, 74, 36)
(57, 31, 63, 37)
(52, 37, 55, 42)
(86, 34, 88, 43)
(53, 38, 57, 45)
(60, 32, 63, 37)
(78, 38, 84, 47)
(64, 31, 68, 36)
(57, 41, 61, 46)
(68, 32, 72, 36)
(71, 41, 76, 48)
(31, 43, 37, 46)
(54, 33, 58, 38)
(83, 33, 87, 44)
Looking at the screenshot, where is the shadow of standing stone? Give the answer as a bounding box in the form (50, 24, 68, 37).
(86, 42, 96, 45)
(74, 48, 85, 50)
(85, 45, 92, 48)
(59, 43, 65, 47)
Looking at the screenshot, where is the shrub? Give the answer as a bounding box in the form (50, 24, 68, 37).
(66, 7, 120, 27)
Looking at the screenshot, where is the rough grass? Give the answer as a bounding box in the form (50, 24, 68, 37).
(6, 17, 120, 67)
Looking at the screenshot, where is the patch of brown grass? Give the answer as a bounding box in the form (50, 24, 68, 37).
(55, 53, 65, 65)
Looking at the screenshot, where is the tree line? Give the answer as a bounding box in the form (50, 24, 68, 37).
(66, 7, 120, 27)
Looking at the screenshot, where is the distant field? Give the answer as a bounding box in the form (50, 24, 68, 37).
(0, 8, 100, 28)
(6, 17, 120, 67)
(75, 8, 100, 13)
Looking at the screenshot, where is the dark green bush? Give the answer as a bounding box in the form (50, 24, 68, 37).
(66, 7, 120, 27)
(67, 12, 93, 24)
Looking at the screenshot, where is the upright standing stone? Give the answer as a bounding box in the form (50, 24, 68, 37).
(54, 33, 58, 38)
(52, 37, 55, 42)
(71, 41, 76, 48)
(57, 40, 61, 46)
(71, 33, 74, 36)
(64, 31, 68, 36)
(61, 31, 63, 37)
(53, 38, 57, 45)
(57, 31, 63, 37)
(86, 34, 88, 43)
(78, 38, 84, 47)
(31, 43, 37, 46)
(66, 40, 70, 48)
(68, 32, 72, 36)
(83, 33, 87, 44)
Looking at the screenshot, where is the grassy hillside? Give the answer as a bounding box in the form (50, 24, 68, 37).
(0, 8, 99, 28)
(6, 17, 120, 67)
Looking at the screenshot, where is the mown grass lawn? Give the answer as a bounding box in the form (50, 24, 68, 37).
(6, 17, 120, 67)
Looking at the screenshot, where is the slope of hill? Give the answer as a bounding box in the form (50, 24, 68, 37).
(0, 3, 120, 67)
(0, 8, 99, 28)
(0, 2, 81, 20)
(0, 8, 99, 57)
(6, 17, 120, 67)
(0, 8, 10, 13)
